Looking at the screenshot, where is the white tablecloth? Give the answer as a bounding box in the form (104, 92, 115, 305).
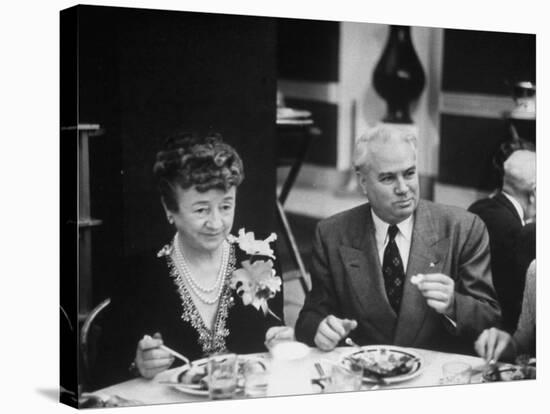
(93, 346, 487, 405)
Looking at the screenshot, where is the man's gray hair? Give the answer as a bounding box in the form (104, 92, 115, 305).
(353, 124, 417, 172)
(503, 149, 536, 193)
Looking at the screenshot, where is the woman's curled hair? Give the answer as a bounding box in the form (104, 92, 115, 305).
(153, 132, 244, 212)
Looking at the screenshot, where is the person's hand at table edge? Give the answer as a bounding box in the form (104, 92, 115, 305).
(135, 332, 175, 379)
(474, 327, 514, 362)
(314, 315, 357, 351)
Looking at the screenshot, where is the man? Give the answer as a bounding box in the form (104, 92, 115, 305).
(475, 259, 536, 363)
(514, 221, 535, 290)
(468, 150, 536, 332)
(295, 125, 501, 355)
(491, 137, 534, 193)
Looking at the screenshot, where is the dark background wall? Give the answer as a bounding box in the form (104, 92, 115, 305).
(442, 29, 535, 95)
(74, 5, 277, 303)
(439, 29, 536, 191)
(276, 18, 340, 82)
(439, 115, 511, 190)
(276, 19, 340, 167)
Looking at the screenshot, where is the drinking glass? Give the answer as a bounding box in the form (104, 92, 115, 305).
(243, 359, 270, 398)
(267, 341, 311, 396)
(208, 353, 238, 400)
(327, 362, 363, 392)
(441, 361, 472, 385)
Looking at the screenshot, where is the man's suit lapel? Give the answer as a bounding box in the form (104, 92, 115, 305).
(339, 205, 396, 341)
(494, 192, 523, 224)
(394, 200, 450, 346)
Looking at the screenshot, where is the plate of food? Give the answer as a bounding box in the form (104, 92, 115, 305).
(342, 346, 423, 384)
(482, 363, 536, 382)
(168, 359, 210, 396)
(167, 355, 267, 396)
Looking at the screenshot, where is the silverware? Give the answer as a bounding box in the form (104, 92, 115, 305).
(345, 337, 360, 348)
(312, 362, 329, 391)
(490, 360, 502, 381)
(314, 362, 327, 378)
(158, 380, 204, 390)
(483, 359, 502, 381)
(159, 344, 191, 366)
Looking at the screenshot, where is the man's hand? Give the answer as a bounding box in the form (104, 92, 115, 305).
(411, 273, 455, 317)
(474, 327, 513, 362)
(314, 315, 357, 351)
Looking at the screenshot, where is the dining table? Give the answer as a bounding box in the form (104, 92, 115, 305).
(90, 344, 496, 407)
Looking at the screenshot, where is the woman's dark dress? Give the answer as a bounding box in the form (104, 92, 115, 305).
(95, 241, 283, 389)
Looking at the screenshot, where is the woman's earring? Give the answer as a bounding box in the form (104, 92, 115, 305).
(167, 216, 174, 225)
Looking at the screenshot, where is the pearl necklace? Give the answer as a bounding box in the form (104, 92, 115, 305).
(172, 235, 228, 305)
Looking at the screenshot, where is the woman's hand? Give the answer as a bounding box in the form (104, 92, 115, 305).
(265, 326, 295, 349)
(135, 332, 175, 379)
(474, 327, 514, 362)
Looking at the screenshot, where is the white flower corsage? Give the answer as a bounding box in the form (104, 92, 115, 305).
(228, 228, 282, 321)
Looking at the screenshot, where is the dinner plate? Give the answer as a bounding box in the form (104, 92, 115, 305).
(276, 107, 312, 120)
(342, 345, 424, 384)
(169, 358, 210, 396)
(482, 363, 534, 382)
(168, 355, 267, 397)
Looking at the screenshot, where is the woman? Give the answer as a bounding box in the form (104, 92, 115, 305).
(474, 259, 536, 362)
(100, 133, 292, 384)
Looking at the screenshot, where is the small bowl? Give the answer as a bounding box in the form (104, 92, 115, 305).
(269, 341, 310, 361)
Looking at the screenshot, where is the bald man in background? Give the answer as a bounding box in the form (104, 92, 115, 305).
(468, 149, 536, 332)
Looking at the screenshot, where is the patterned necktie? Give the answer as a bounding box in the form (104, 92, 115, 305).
(382, 224, 405, 313)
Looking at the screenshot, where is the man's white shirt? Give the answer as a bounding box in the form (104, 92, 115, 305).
(371, 210, 414, 270)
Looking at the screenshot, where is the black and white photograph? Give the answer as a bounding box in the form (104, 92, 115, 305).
(2, 1, 547, 413)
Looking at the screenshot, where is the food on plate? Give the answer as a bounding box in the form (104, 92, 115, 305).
(175, 357, 267, 390)
(345, 348, 418, 379)
(177, 364, 209, 390)
(483, 364, 534, 382)
(79, 394, 142, 407)
(410, 274, 424, 285)
(103, 395, 143, 407)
